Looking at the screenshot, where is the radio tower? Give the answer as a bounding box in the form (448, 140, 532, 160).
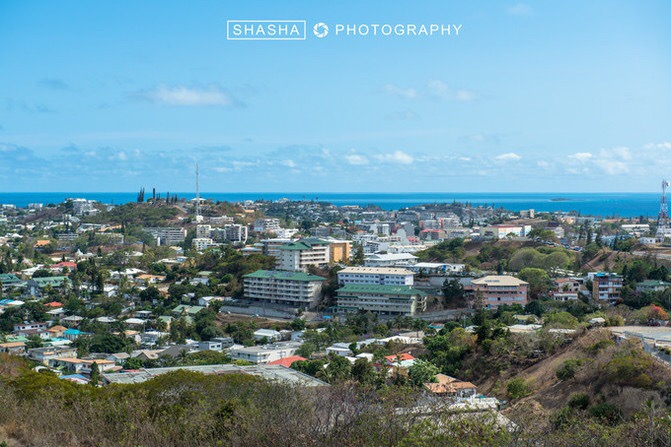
(195, 162, 202, 222)
(657, 179, 671, 240)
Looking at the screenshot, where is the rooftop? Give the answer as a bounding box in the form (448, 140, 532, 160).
(471, 275, 528, 287)
(336, 284, 427, 296)
(102, 364, 328, 386)
(338, 267, 415, 276)
(244, 270, 326, 282)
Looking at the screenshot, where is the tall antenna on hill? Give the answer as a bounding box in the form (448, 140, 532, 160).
(657, 179, 671, 240)
(195, 162, 200, 221)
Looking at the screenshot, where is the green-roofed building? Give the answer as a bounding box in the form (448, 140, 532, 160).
(243, 269, 326, 309)
(335, 284, 428, 316)
(276, 238, 331, 272)
(31, 276, 71, 288)
(0, 273, 22, 289)
(635, 280, 671, 293)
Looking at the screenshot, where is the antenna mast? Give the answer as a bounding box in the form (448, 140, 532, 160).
(657, 179, 671, 240)
(195, 162, 200, 221)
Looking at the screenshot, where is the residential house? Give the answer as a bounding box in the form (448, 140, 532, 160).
(466, 276, 529, 309)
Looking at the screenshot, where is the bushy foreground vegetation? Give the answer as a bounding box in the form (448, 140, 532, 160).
(2, 352, 671, 447)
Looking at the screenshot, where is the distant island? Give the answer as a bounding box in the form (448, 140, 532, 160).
(550, 197, 571, 202)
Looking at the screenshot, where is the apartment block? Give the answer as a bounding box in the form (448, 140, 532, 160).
(592, 272, 623, 303)
(243, 269, 326, 308)
(335, 284, 427, 316)
(276, 238, 330, 271)
(466, 275, 529, 309)
(338, 267, 414, 286)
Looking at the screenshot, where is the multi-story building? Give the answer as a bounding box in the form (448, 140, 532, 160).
(337, 267, 414, 286)
(261, 238, 294, 258)
(253, 218, 281, 233)
(364, 252, 418, 268)
(276, 238, 330, 271)
(223, 224, 248, 243)
(228, 341, 302, 364)
(142, 227, 187, 246)
(192, 237, 215, 252)
(466, 275, 529, 309)
(592, 272, 623, 302)
(335, 284, 427, 316)
(196, 224, 212, 238)
(243, 270, 325, 308)
(328, 239, 351, 263)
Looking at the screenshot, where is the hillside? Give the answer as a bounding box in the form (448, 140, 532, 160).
(498, 329, 671, 422)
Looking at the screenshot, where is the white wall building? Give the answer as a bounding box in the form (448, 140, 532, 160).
(364, 252, 418, 267)
(337, 267, 414, 286)
(276, 238, 330, 271)
(243, 270, 325, 308)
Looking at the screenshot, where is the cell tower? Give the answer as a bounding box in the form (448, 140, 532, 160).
(656, 179, 671, 240)
(195, 162, 202, 222)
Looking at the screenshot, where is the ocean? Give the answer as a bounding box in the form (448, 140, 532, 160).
(0, 192, 662, 218)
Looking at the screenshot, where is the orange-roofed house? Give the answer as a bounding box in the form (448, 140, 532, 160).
(34, 240, 52, 248)
(49, 261, 78, 272)
(47, 325, 68, 338)
(267, 355, 307, 368)
(424, 374, 477, 399)
(46, 301, 63, 308)
(385, 353, 416, 368)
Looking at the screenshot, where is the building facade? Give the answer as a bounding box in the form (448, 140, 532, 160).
(337, 267, 414, 286)
(276, 238, 331, 271)
(466, 275, 529, 309)
(335, 284, 427, 316)
(592, 273, 623, 302)
(243, 270, 325, 308)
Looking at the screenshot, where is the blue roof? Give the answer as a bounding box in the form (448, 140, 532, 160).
(61, 374, 88, 381)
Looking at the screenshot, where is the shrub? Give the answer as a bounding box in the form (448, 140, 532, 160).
(589, 403, 621, 425)
(604, 351, 654, 387)
(556, 359, 582, 381)
(585, 339, 614, 355)
(568, 392, 590, 410)
(551, 406, 574, 429)
(507, 378, 531, 400)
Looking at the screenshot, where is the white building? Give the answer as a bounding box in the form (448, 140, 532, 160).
(337, 267, 414, 286)
(196, 224, 212, 238)
(253, 218, 281, 233)
(407, 262, 466, 275)
(335, 284, 427, 316)
(276, 238, 330, 271)
(192, 237, 215, 251)
(223, 224, 248, 243)
(228, 342, 301, 364)
(243, 270, 325, 309)
(364, 252, 418, 268)
(142, 227, 187, 246)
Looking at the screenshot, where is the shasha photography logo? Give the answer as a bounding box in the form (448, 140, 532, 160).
(313, 22, 329, 38)
(227, 19, 461, 41)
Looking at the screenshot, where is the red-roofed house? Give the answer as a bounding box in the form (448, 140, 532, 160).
(46, 301, 63, 308)
(267, 355, 307, 368)
(385, 353, 415, 368)
(49, 262, 77, 272)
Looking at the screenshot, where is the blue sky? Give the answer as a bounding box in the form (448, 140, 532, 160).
(1, 0, 670, 192)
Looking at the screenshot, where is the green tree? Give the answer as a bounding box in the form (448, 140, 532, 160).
(89, 361, 101, 386)
(351, 358, 376, 385)
(518, 267, 551, 299)
(408, 359, 440, 386)
(442, 279, 465, 308)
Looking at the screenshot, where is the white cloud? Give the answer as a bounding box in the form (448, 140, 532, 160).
(427, 80, 450, 99)
(375, 150, 414, 165)
(594, 159, 629, 175)
(508, 3, 532, 15)
(455, 89, 476, 102)
(537, 161, 549, 168)
(345, 154, 369, 165)
(427, 80, 476, 102)
(494, 152, 522, 161)
(645, 142, 671, 150)
(281, 159, 296, 168)
(569, 152, 593, 161)
(133, 84, 238, 106)
(383, 84, 418, 100)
